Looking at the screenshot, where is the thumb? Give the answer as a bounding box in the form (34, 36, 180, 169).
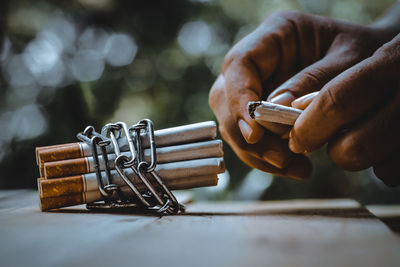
(267, 51, 359, 106)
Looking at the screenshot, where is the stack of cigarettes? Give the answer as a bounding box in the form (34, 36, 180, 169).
(35, 121, 225, 211)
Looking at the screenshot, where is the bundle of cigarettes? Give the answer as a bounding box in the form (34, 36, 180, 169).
(35, 121, 225, 212)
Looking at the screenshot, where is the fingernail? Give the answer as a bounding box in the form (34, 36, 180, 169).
(262, 150, 290, 169)
(270, 91, 295, 106)
(238, 119, 264, 144)
(288, 131, 303, 154)
(268, 79, 294, 101)
(291, 92, 318, 110)
(238, 119, 254, 144)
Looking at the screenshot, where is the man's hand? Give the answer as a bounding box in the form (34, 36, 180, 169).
(209, 10, 394, 179)
(288, 34, 400, 186)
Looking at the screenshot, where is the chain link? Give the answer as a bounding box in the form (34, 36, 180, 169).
(77, 119, 184, 215)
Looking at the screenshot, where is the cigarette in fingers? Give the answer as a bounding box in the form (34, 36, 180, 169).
(248, 101, 303, 126)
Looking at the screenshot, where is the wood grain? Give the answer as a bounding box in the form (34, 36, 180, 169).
(1, 191, 399, 267)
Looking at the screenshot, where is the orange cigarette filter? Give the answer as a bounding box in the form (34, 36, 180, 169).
(38, 174, 218, 199)
(35, 143, 76, 165)
(38, 177, 85, 198)
(39, 193, 85, 211)
(44, 158, 89, 179)
(37, 143, 83, 166)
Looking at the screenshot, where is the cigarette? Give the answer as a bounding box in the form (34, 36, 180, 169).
(39, 157, 225, 197)
(37, 121, 217, 165)
(43, 140, 223, 178)
(39, 175, 215, 211)
(248, 101, 302, 126)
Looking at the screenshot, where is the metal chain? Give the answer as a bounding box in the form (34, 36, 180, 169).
(76, 119, 184, 215)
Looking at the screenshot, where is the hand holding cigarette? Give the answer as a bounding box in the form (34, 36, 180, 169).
(209, 6, 400, 183)
(247, 91, 319, 126)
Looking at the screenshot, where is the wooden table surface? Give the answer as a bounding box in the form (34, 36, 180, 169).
(1, 190, 400, 267)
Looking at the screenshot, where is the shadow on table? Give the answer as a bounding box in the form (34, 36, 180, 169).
(51, 206, 375, 219)
(182, 207, 375, 218)
(52, 206, 400, 234)
(379, 217, 400, 233)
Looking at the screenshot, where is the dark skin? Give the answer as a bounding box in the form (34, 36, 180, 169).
(290, 34, 400, 186)
(209, 2, 400, 184)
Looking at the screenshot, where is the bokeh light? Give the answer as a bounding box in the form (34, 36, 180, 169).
(70, 49, 105, 82)
(105, 33, 138, 67)
(178, 21, 212, 55)
(0, 0, 398, 204)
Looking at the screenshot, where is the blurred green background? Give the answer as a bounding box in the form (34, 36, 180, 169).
(0, 0, 399, 204)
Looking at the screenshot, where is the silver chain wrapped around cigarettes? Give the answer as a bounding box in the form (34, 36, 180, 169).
(36, 120, 224, 213)
(76, 119, 184, 215)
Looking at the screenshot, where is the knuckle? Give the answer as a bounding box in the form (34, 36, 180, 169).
(223, 45, 251, 68)
(224, 10, 310, 71)
(318, 88, 347, 122)
(292, 69, 328, 94)
(372, 40, 400, 71)
(222, 49, 236, 70)
(222, 44, 250, 73)
(332, 33, 374, 59)
(374, 40, 400, 59)
(208, 85, 222, 111)
(302, 70, 323, 84)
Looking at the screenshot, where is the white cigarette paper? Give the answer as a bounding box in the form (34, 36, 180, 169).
(43, 140, 224, 178)
(81, 174, 218, 203)
(82, 157, 224, 191)
(79, 121, 217, 156)
(87, 174, 219, 195)
(248, 101, 302, 125)
(89, 140, 222, 171)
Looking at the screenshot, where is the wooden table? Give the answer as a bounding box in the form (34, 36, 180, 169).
(1, 190, 400, 267)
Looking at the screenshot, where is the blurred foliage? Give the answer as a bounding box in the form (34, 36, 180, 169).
(0, 0, 399, 204)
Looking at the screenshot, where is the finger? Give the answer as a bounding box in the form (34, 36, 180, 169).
(210, 75, 293, 169)
(291, 92, 318, 110)
(221, 12, 311, 144)
(221, 11, 331, 141)
(220, 101, 296, 169)
(373, 154, 400, 187)
(289, 50, 398, 154)
(223, 49, 275, 144)
(236, 151, 313, 180)
(218, 109, 313, 179)
(262, 49, 363, 139)
(327, 86, 400, 171)
(268, 46, 367, 103)
(221, 106, 312, 175)
(254, 120, 292, 139)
